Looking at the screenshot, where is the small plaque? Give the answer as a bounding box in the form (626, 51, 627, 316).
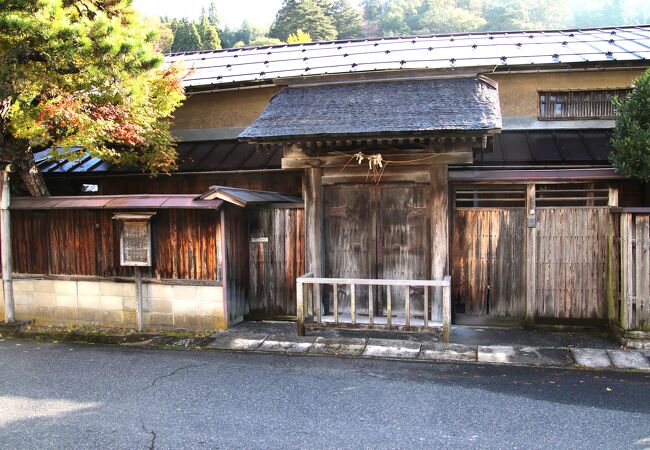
(121, 221, 152, 266)
(251, 237, 269, 243)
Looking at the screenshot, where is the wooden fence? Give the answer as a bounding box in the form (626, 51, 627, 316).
(4, 209, 222, 281)
(618, 211, 650, 331)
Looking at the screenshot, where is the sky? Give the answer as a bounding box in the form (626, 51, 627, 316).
(131, 0, 285, 28)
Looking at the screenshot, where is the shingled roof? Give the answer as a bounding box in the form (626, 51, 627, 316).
(239, 77, 501, 142)
(167, 26, 650, 89)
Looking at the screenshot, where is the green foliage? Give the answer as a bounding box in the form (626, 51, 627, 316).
(327, 0, 363, 39)
(287, 29, 312, 43)
(198, 11, 221, 50)
(610, 69, 650, 181)
(170, 18, 202, 52)
(0, 0, 187, 195)
(269, 0, 338, 41)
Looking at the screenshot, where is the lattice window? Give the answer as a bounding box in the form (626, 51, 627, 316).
(539, 89, 630, 120)
(535, 183, 610, 207)
(455, 185, 526, 208)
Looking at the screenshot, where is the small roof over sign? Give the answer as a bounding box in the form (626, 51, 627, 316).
(200, 185, 303, 207)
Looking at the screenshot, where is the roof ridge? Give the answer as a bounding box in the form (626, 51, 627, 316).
(166, 24, 650, 57)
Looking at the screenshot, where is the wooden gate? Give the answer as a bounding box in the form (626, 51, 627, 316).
(451, 186, 526, 319)
(246, 207, 304, 318)
(452, 182, 614, 324)
(534, 208, 609, 320)
(323, 183, 431, 318)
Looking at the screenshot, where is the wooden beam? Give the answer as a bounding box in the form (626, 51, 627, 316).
(303, 168, 323, 316)
(282, 152, 473, 169)
(430, 165, 449, 322)
(322, 166, 430, 185)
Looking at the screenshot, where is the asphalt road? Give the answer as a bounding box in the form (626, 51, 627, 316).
(0, 339, 648, 449)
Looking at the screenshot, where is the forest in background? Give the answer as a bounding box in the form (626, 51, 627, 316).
(156, 0, 650, 53)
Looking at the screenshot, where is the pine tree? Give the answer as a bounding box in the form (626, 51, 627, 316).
(327, 0, 364, 39)
(198, 11, 221, 50)
(171, 18, 203, 52)
(0, 0, 186, 196)
(269, 0, 338, 42)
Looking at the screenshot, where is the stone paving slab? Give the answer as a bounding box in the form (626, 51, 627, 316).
(419, 343, 477, 362)
(362, 339, 421, 359)
(607, 350, 650, 370)
(571, 348, 613, 369)
(478, 346, 571, 367)
(207, 333, 268, 351)
(478, 345, 516, 364)
(309, 337, 368, 356)
(258, 336, 316, 354)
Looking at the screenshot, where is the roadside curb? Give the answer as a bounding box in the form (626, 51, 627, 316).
(3, 328, 650, 372)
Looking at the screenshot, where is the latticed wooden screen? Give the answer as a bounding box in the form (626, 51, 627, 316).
(120, 221, 151, 266)
(539, 89, 630, 119)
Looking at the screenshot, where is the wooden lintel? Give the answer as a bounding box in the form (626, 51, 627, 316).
(282, 151, 472, 169)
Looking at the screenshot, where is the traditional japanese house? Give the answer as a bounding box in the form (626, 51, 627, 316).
(2, 26, 650, 344)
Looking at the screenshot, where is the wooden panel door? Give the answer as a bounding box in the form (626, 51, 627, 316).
(378, 185, 430, 316)
(323, 183, 430, 318)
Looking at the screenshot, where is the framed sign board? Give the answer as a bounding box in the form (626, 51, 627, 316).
(113, 212, 155, 267)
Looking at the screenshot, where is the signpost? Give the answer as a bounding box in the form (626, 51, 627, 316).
(113, 212, 155, 332)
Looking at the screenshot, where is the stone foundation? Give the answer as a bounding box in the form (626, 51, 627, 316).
(1, 277, 225, 331)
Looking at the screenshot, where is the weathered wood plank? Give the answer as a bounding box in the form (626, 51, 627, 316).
(635, 215, 650, 329)
(282, 152, 473, 169)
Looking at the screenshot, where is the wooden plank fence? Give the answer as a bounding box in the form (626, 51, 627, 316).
(618, 211, 650, 331)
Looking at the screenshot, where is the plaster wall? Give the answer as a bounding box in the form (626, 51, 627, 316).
(4, 278, 226, 331)
(172, 86, 279, 131)
(491, 69, 645, 117)
(169, 70, 646, 131)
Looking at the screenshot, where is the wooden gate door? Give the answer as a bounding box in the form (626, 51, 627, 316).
(323, 183, 430, 319)
(451, 186, 526, 321)
(534, 208, 609, 320)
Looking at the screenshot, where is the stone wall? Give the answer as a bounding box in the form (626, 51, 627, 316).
(2, 277, 225, 331)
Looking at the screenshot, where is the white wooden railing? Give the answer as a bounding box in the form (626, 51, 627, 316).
(296, 274, 452, 342)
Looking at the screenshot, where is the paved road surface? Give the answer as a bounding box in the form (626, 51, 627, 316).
(0, 339, 648, 449)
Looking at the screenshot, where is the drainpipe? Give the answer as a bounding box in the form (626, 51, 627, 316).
(1, 164, 14, 323)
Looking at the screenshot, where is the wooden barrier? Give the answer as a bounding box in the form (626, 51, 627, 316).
(296, 274, 452, 342)
(618, 211, 650, 331)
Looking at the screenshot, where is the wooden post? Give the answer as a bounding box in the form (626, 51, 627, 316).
(333, 283, 338, 324)
(635, 215, 649, 331)
(368, 284, 374, 326)
(620, 213, 634, 329)
(296, 279, 305, 336)
(430, 165, 449, 322)
(1, 167, 15, 323)
(525, 183, 536, 327)
(442, 276, 451, 343)
(405, 286, 410, 327)
(386, 287, 392, 329)
(606, 188, 619, 324)
(350, 283, 356, 325)
(134, 266, 144, 332)
(304, 167, 323, 317)
(423, 287, 429, 328)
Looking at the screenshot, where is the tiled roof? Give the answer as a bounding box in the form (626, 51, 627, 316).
(240, 77, 501, 141)
(167, 25, 650, 89)
(36, 140, 281, 174)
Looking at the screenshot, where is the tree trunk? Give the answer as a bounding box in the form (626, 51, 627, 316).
(18, 159, 50, 197)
